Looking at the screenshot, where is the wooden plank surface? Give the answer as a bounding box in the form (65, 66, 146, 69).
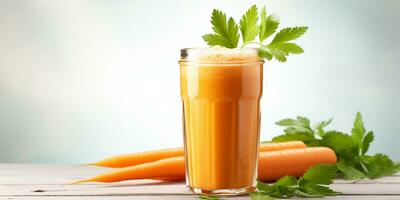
(0, 164, 399, 199)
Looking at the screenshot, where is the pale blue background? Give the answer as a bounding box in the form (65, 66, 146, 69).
(0, 0, 399, 163)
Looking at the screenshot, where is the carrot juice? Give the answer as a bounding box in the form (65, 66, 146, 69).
(179, 48, 263, 195)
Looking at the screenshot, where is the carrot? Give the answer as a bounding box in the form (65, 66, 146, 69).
(75, 147, 336, 183)
(92, 148, 183, 168)
(91, 141, 306, 168)
(258, 147, 337, 182)
(153, 176, 185, 182)
(259, 141, 306, 152)
(74, 157, 185, 184)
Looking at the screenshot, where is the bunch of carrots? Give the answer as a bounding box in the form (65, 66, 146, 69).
(74, 141, 337, 183)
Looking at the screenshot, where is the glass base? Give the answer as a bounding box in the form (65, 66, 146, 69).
(190, 185, 255, 196)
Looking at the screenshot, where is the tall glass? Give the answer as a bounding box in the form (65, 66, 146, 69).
(179, 48, 264, 195)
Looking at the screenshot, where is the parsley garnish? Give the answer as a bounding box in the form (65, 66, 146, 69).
(270, 112, 400, 180)
(252, 164, 340, 199)
(203, 5, 308, 62)
(202, 9, 240, 49)
(197, 165, 339, 199)
(240, 5, 260, 46)
(199, 195, 220, 200)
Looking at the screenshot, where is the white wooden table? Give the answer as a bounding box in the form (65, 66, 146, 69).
(0, 164, 399, 199)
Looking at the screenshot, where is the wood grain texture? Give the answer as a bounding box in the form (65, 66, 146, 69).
(0, 164, 399, 199)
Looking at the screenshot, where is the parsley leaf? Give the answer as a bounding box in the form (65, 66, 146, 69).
(270, 112, 400, 180)
(271, 43, 304, 54)
(270, 27, 308, 45)
(199, 195, 220, 200)
(259, 7, 279, 42)
(362, 154, 400, 179)
(271, 116, 332, 145)
(351, 112, 366, 150)
(314, 118, 333, 137)
(271, 116, 328, 146)
(298, 182, 339, 197)
(298, 165, 341, 197)
(275, 116, 314, 135)
(203, 5, 307, 62)
(337, 160, 366, 179)
(271, 133, 318, 144)
(240, 5, 259, 45)
(362, 131, 374, 155)
(302, 164, 337, 185)
(258, 46, 273, 60)
(250, 193, 275, 200)
(265, 47, 288, 62)
(276, 116, 309, 127)
(254, 164, 340, 199)
(202, 9, 240, 48)
(260, 26, 308, 62)
(322, 131, 359, 160)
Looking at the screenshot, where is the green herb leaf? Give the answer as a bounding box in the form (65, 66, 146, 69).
(314, 118, 333, 137)
(352, 112, 366, 150)
(271, 133, 316, 143)
(257, 178, 295, 198)
(362, 154, 400, 179)
(256, 180, 271, 191)
(271, 116, 328, 146)
(275, 116, 314, 135)
(202, 9, 240, 48)
(250, 192, 275, 200)
(294, 189, 323, 198)
(299, 181, 340, 196)
(305, 139, 327, 147)
(337, 160, 366, 180)
(259, 7, 279, 42)
(275, 175, 297, 186)
(261, 44, 305, 62)
(266, 47, 288, 62)
(362, 131, 374, 155)
(258, 46, 273, 60)
(255, 164, 339, 198)
(298, 164, 341, 196)
(322, 131, 358, 160)
(199, 195, 220, 200)
(203, 5, 307, 62)
(270, 26, 308, 45)
(276, 116, 309, 127)
(271, 43, 304, 54)
(271, 112, 399, 180)
(262, 26, 307, 62)
(240, 5, 259, 45)
(302, 164, 338, 185)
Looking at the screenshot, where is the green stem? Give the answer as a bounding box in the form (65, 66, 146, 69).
(241, 41, 263, 48)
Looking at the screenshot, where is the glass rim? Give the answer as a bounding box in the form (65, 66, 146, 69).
(179, 47, 264, 65)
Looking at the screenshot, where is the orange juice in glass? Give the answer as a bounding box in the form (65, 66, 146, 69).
(179, 48, 263, 195)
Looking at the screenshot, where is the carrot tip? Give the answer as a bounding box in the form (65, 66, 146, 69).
(70, 179, 90, 184)
(77, 163, 93, 167)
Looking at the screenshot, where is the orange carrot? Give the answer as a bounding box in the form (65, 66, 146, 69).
(74, 157, 185, 184)
(92, 148, 183, 168)
(92, 141, 306, 168)
(259, 141, 306, 152)
(258, 147, 337, 182)
(75, 147, 336, 183)
(153, 176, 185, 182)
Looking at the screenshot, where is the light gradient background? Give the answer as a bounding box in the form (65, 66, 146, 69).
(0, 0, 399, 163)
